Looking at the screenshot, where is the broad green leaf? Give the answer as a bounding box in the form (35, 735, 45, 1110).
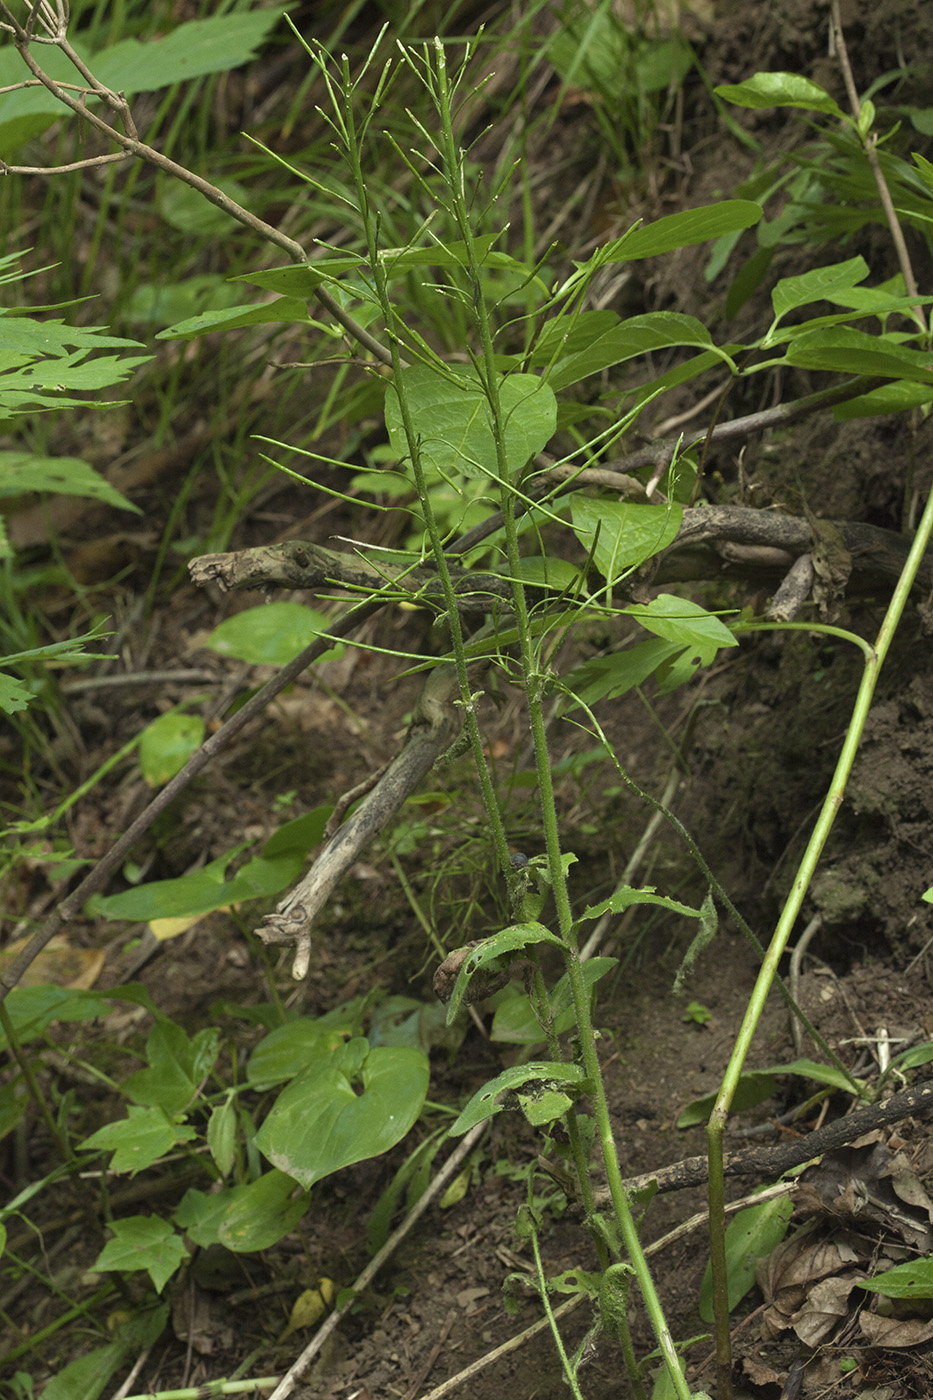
(174, 1170, 310, 1252)
(771, 256, 869, 321)
(206, 601, 343, 666)
(156, 176, 249, 236)
(80, 1105, 195, 1175)
(445, 922, 562, 1024)
(247, 1020, 348, 1089)
(92, 11, 288, 93)
(157, 296, 311, 342)
(254, 1043, 429, 1188)
(784, 326, 933, 382)
(563, 639, 683, 707)
(699, 1192, 794, 1320)
(235, 255, 366, 297)
(623, 595, 738, 652)
(385, 366, 557, 480)
(510, 556, 582, 590)
(571, 499, 682, 581)
(91, 807, 329, 922)
(532, 309, 621, 364)
(93, 1216, 187, 1293)
(858, 1257, 933, 1298)
(715, 73, 844, 117)
(138, 712, 205, 786)
(0, 1084, 25, 1142)
(579, 887, 700, 924)
(449, 1061, 589, 1136)
(0, 985, 114, 1052)
(547, 312, 731, 392)
(491, 959, 617, 1044)
(126, 274, 241, 327)
(36, 1342, 131, 1400)
(0, 453, 138, 512)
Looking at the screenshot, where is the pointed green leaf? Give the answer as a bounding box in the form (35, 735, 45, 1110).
(546, 312, 730, 392)
(699, 1192, 794, 1320)
(715, 72, 844, 117)
(784, 326, 933, 382)
(771, 256, 869, 321)
(157, 297, 311, 341)
(592, 200, 761, 265)
(623, 594, 738, 652)
(571, 499, 682, 581)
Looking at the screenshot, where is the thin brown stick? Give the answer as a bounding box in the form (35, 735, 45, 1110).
(265, 1122, 488, 1400)
(830, 0, 925, 331)
(3, 21, 395, 367)
(590, 1076, 933, 1202)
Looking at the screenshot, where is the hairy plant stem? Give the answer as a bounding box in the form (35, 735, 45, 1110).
(426, 35, 691, 1400)
(706, 473, 933, 1398)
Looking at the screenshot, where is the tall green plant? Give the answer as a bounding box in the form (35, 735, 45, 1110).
(4, 5, 933, 1396)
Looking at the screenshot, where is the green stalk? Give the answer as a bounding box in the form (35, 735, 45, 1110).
(706, 474, 933, 1398)
(331, 49, 511, 882)
(427, 38, 693, 1399)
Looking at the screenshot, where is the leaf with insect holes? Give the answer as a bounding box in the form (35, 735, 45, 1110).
(449, 1062, 590, 1136)
(442, 922, 563, 1024)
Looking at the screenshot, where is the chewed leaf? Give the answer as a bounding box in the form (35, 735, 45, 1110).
(449, 1061, 590, 1136)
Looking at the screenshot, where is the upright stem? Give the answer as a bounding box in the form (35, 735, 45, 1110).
(427, 37, 693, 1399)
(706, 473, 933, 1396)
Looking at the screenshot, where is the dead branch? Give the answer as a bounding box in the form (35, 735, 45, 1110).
(188, 502, 933, 612)
(256, 660, 481, 978)
(585, 1078, 933, 1201)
